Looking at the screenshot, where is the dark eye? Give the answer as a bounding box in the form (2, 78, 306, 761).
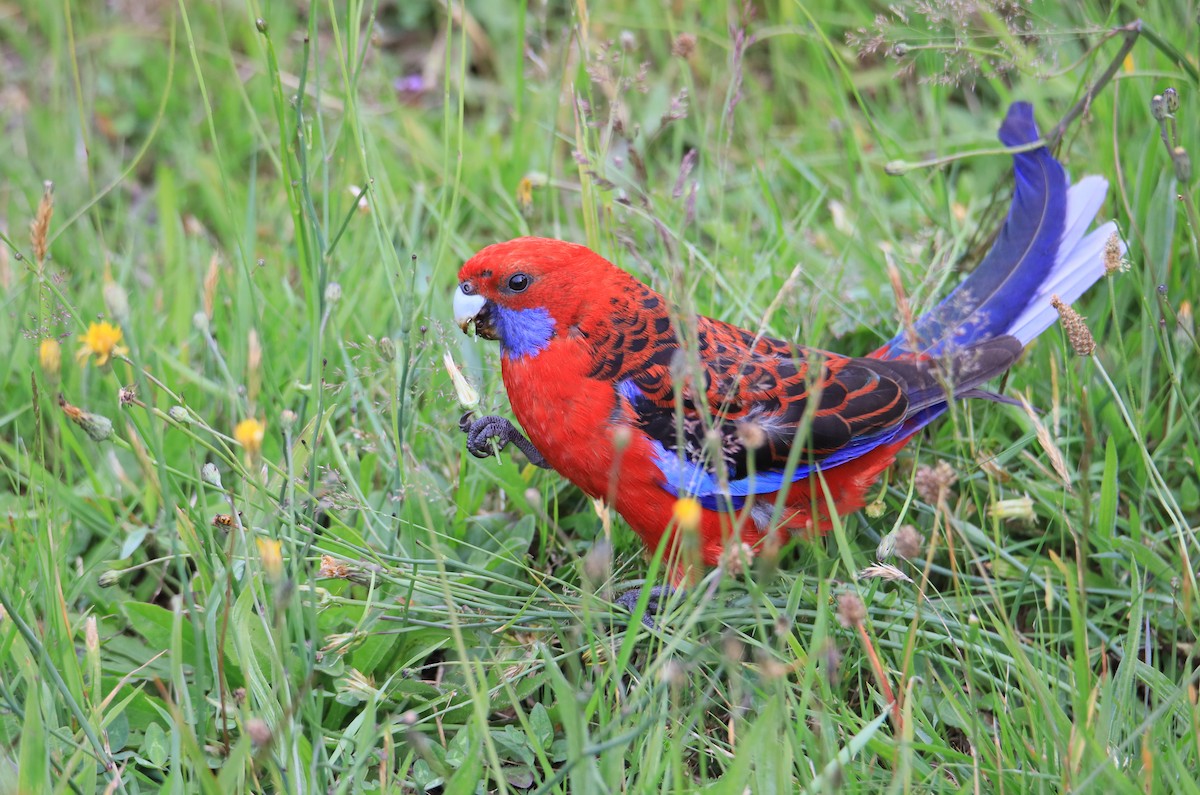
(507, 273, 531, 292)
(460, 281, 475, 295)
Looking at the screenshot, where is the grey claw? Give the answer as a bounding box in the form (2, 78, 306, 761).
(459, 414, 552, 469)
(615, 585, 676, 628)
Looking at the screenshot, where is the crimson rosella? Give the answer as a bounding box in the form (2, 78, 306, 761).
(454, 102, 1120, 599)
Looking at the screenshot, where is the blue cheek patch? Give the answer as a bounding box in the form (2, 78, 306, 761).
(493, 305, 556, 360)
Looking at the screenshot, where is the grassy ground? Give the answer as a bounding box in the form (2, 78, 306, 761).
(1, 0, 1198, 792)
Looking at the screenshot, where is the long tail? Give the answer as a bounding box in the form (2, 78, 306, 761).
(873, 102, 1122, 360)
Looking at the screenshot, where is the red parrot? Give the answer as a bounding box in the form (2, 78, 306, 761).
(454, 103, 1119, 593)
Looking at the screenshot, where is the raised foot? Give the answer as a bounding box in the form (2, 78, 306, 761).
(458, 412, 551, 468)
(614, 585, 676, 628)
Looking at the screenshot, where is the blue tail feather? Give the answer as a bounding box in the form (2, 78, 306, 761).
(878, 102, 1070, 357)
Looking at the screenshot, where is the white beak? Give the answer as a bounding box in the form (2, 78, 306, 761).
(453, 285, 487, 332)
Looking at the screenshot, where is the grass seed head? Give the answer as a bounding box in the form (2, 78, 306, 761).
(1051, 295, 1096, 355)
(671, 32, 696, 58)
(245, 718, 272, 747)
(1104, 231, 1128, 275)
(31, 181, 53, 265)
(914, 460, 957, 504)
(895, 524, 924, 559)
(836, 592, 867, 628)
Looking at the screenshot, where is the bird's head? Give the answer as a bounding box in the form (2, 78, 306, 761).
(454, 237, 623, 359)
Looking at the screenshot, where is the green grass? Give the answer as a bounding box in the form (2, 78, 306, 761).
(1, 0, 1198, 791)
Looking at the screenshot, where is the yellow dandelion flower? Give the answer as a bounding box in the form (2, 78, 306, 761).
(256, 537, 283, 580)
(515, 172, 546, 216)
(235, 418, 266, 456)
(672, 497, 702, 532)
(39, 338, 61, 380)
(516, 177, 534, 214)
(76, 321, 128, 367)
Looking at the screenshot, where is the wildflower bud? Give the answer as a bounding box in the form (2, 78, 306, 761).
(1051, 295, 1096, 355)
(819, 639, 842, 686)
(81, 411, 113, 441)
(168, 405, 189, 423)
(193, 311, 210, 334)
(1103, 232, 1126, 275)
(988, 495, 1035, 521)
(876, 531, 896, 561)
(1177, 300, 1195, 345)
(84, 615, 99, 653)
(720, 541, 754, 577)
(1151, 94, 1167, 121)
(619, 30, 636, 52)
(721, 631, 745, 664)
(31, 181, 53, 265)
(774, 615, 792, 637)
(658, 659, 685, 687)
(836, 592, 867, 628)
(671, 32, 697, 59)
(1163, 87, 1179, 114)
(914, 460, 957, 504)
(894, 524, 924, 559)
(103, 281, 130, 324)
(890, 42, 909, 57)
(324, 281, 342, 304)
(201, 462, 223, 487)
(581, 539, 612, 590)
(377, 336, 395, 362)
(119, 385, 136, 406)
(256, 538, 284, 581)
(280, 409, 298, 429)
(524, 488, 541, 511)
(1172, 146, 1191, 183)
(318, 555, 351, 579)
(39, 338, 61, 383)
(97, 569, 122, 587)
(58, 395, 113, 442)
(864, 498, 885, 518)
(245, 718, 272, 747)
(255, 17, 267, 33)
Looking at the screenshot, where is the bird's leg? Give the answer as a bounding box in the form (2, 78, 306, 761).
(614, 585, 676, 629)
(458, 412, 552, 469)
